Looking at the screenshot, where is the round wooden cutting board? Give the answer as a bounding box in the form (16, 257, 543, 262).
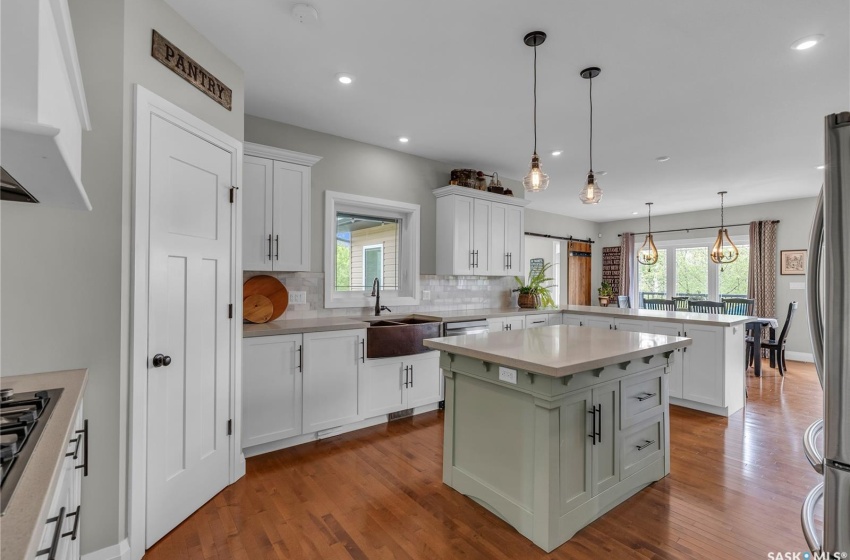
(243, 275, 289, 321)
(243, 294, 274, 323)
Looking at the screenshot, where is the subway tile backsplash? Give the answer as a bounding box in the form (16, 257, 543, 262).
(242, 272, 517, 320)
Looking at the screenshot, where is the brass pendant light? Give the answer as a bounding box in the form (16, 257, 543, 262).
(710, 191, 739, 266)
(522, 31, 550, 193)
(637, 202, 659, 266)
(579, 67, 603, 204)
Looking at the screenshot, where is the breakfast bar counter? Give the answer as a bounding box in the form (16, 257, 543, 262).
(424, 325, 690, 552)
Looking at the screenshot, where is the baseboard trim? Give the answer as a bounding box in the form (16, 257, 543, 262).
(785, 351, 814, 363)
(82, 538, 131, 560)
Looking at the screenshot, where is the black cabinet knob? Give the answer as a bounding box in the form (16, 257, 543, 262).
(152, 354, 172, 368)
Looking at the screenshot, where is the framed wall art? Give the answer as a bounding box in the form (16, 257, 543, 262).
(780, 249, 807, 275)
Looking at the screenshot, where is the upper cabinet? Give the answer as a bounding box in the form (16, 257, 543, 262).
(243, 143, 321, 272)
(1, 0, 92, 209)
(434, 186, 529, 277)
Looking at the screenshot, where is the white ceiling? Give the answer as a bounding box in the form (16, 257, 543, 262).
(165, 0, 849, 222)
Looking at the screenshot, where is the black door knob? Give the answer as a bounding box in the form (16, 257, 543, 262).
(152, 354, 172, 368)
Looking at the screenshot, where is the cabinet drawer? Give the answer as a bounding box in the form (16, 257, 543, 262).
(620, 370, 664, 428)
(620, 415, 663, 480)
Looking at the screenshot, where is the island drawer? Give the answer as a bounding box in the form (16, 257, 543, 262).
(620, 368, 664, 429)
(620, 414, 664, 480)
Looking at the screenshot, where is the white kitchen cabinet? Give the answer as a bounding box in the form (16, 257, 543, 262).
(434, 186, 529, 277)
(562, 315, 584, 327)
(302, 329, 366, 433)
(361, 351, 442, 417)
(614, 318, 651, 333)
(525, 314, 551, 328)
(242, 334, 303, 446)
(681, 324, 723, 407)
(584, 316, 615, 331)
(651, 322, 685, 399)
(488, 315, 526, 332)
(547, 313, 563, 326)
(243, 143, 321, 272)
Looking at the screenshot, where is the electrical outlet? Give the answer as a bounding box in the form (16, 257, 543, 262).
(289, 291, 307, 304)
(498, 366, 517, 385)
(422, 290, 431, 301)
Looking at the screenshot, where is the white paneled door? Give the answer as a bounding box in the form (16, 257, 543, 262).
(145, 114, 233, 546)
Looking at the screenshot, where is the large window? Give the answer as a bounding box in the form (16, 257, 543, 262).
(635, 237, 748, 307)
(325, 192, 420, 308)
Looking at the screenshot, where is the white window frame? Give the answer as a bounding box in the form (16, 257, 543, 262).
(634, 234, 749, 304)
(325, 191, 420, 308)
(362, 243, 384, 288)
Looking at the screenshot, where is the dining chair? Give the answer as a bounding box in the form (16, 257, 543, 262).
(724, 298, 755, 316)
(672, 296, 690, 310)
(643, 299, 676, 311)
(688, 300, 725, 313)
(746, 301, 797, 375)
(617, 295, 631, 308)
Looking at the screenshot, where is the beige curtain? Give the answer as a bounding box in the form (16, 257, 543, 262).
(748, 221, 778, 319)
(620, 233, 634, 306)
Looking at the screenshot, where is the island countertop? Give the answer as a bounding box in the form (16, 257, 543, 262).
(423, 324, 691, 378)
(561, 305, 754, 327)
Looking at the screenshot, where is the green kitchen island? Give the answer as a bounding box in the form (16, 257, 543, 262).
(423, 324, 691, 553)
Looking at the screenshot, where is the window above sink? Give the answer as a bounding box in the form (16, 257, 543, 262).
(324, 191, 420, 309)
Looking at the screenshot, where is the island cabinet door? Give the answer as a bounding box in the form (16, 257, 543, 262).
(558, 389, 593, 513)
(652, 322, 685, 399)
(302, 329, 365, 432)
(242, 334, 303, 447)
(591, 381, 620, 496)
(681, 325, 723, 407)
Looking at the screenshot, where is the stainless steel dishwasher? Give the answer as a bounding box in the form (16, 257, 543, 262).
(438, 319, 489, 408)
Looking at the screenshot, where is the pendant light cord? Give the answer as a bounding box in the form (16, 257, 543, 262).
(533, 45, 538, 155)
(589, 75, 593, 170)
(648, 203, 652, 233)
(720, 192, 725, 229)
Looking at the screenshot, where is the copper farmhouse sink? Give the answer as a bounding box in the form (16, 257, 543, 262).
(366, 317, 441, 358)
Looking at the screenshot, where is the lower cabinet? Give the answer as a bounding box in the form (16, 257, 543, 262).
(361, 352, 441, 417)
(243, 334, 303, 446)
(650, 322, 685, 399)
(680, 324, 723, 407)
(302, 329, 366, 433)
(487, 315, 526, 332)
(525, 314, 551, 328)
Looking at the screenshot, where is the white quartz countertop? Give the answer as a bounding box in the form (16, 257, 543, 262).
(561, 305, 754, 327)
(423, 324, 691, 378)
(0, 369, 88, 560)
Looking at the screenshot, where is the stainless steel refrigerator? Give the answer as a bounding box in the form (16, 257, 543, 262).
(802, 111, 850, 555)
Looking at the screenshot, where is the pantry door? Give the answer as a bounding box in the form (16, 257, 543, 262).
(133, 86, 242, 550)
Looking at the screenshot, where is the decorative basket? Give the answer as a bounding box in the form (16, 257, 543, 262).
(518, 293, 540, 309)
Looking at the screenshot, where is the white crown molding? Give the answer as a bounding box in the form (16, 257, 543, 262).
(432, 185, 531, 207)
(244, 142, 322, 166)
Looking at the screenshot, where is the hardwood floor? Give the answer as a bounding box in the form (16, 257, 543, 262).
(146, 360, 824, 559)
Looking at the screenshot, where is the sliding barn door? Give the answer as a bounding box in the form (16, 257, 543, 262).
(568, 241, 592, 305)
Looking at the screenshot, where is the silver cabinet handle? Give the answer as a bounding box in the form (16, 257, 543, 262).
(803, 419, 824, 474)
(635, 392, 657, 402)
(801, 482, 824, 554)
(636, 439, 656, 451)
(807, 189, 825, 388)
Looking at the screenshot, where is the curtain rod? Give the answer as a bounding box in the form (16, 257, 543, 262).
(525, 232, 595, 244)
(617, 220, 779, 237)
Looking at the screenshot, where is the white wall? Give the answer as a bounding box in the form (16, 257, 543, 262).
(0, 0, 244, 554)
(597, 197, 818, 358)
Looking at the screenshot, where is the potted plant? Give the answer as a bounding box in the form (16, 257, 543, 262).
(514, 262, 556, 309)
(598, 281, 614, 307)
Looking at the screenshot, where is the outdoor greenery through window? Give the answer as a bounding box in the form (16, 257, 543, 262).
(636, 239, 749, 307)
(335, 213, 400, 292)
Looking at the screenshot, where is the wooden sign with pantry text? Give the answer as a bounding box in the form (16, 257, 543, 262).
(151, 30, 232, 111)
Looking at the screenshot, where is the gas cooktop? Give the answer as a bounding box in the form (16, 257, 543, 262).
(0, 387, 63, 515)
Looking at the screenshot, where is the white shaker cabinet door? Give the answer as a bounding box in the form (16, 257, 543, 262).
(652, 322, 685, 399)
(504, 204, 524, 276)
(272, 161, 310, 271)
(302, 329, 365, 432)
(406, 352, 442, 409)
(242, 155, 274, 271)
(361, 358, 406, 417)
(489, 203, 508, 275)
(681, 325, 724, 407)
(242, 334, 303, 447)
(472, 199, 491, 274)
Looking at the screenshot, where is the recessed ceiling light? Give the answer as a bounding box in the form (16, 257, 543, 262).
(398, 137, 409, 143)
(632, 211, 639, 215)
(791, 35, 824, 50)
(551, 150, 562, 156)
(816, 164, 826, 170)
(596, 170, 607, 176)
(656, 156, 670, 162)
(336, 73, 354, 85)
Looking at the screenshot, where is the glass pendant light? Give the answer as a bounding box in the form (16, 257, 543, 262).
(579, 67, 603, 204)
(522, 31, 549, 193)
(637, 203, 659, 265)
(710, 191, 739, 266)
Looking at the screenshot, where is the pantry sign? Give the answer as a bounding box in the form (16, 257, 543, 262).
(151, 30, 232, 111)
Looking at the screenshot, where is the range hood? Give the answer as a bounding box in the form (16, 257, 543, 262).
(1, 0, 92, 210)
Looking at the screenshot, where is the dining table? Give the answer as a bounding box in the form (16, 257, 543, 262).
(745, 317, 780, 377)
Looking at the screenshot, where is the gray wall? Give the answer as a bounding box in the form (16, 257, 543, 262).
(596, 197, 818, 357)
(245, 115, 527, 275)
(0, 0, 244, 554)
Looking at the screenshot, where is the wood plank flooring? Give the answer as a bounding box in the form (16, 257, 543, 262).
(145, 360, 825, 559)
